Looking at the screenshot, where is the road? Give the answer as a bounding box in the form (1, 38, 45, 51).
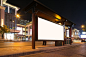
(18, 42, 86, 57)
(0, 41, 86, 57)
(0, 41, 55, 48)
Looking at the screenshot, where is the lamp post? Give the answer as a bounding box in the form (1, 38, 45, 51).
(81, 25, 86, 31)
(12, 20, 15, 39)
(14, 14, 20, 40)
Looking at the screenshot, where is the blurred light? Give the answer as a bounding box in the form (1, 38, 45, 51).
(55, 19, 58, 21)
(55, 15, 61, 19)
(12, 21, 14, 22)
(30, 29, 32, 35)
(4, 33, 14, 40)
(17, 27, 22, 34)
(1, 19, 4, 27)
(58, 23, 61, 25)
(81, 25, 85, 28)
(16, 14, 20, 18)
(81, 35, 86, 38)
(66, 30, 69, 37)
(82, 32, 86, 34)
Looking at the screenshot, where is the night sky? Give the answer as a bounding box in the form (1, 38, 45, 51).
(7, 0, 86, 31)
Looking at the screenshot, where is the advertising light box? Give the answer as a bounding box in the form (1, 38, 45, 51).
(82, 32, 86, 34)
(81, 35, 86, 38)
(66, 30, 69, 37)
(38, 17, 64, 40)
(4, 33, 14, 40)
(17, 27, 23, 35)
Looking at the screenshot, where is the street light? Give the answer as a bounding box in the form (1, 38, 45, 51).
(81, 25, 85, 28)
(16, 14, 20, 18)
(13, 14, 20, 40)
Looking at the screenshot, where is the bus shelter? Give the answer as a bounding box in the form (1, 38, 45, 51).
(22, 0, 75, 49)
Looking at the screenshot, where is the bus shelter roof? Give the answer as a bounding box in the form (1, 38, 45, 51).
(22, 0, 75, 26)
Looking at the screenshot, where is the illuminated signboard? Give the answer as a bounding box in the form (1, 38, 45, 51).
(38, 17, 64, 40)
(17, 27, 22, 34)
(82, 32, 86, 34)
(1, 19, 4, 27)
(30, 29, 32, 35)
(81, 35, 86, 38)
(4, 33, 14, 40)
(66, 30, 69, 37)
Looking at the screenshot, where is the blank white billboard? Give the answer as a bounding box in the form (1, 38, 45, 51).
(81, 35, 86, 38)
(38, 17, 64, 40)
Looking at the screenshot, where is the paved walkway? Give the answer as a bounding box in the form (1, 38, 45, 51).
(0, 42, 84, 57)
(20, 43, 86, 57)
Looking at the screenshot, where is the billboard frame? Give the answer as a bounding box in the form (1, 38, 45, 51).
(36, 16, 64, 41)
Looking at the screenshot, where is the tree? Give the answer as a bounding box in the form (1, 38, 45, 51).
(0, 25, 10, 39)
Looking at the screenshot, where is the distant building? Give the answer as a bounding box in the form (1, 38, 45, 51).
(0, 0, 20, 28)
(72, 28, 80, 38)
(17, 19, 29, 25)
(0, 0, 20, 40)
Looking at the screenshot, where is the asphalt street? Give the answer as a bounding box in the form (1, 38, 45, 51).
(0, 41, 55, 48)
(19, 42, 86, 57)
(0, 41, 85, 57)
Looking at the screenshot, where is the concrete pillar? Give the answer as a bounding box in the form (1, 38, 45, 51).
(0, 6, 5, 26)
(0, 0, 3, 6)
(0, 6, 5, 40)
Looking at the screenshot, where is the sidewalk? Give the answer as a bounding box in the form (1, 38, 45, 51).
(0, 42, 84, 57)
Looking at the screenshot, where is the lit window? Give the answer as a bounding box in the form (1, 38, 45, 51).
(1, 19, 4, 27)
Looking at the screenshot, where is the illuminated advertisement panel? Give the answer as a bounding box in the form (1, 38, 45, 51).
(4, 33, 14, 40)
(38, 17, 64, 40)
(66, 30, 69, 37)
(81, 35, 86, 38)
(82, 32, 86, 34)
(30, 29, 32, 35)
(17, 27, 22, 34)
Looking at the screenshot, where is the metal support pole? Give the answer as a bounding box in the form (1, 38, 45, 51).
(55, 41, 58, 46)
(45, 41, 46, 45)
(43, 41, 45, 45)
(63, 22, 65, 45)
(43, 41, 46, 45)
(32, 7, 36, 49)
